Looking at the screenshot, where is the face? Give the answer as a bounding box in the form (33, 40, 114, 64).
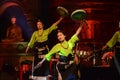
(11, 17, 16, 24)
(37, 21, 43, 30)
(57, 32, 66, 42)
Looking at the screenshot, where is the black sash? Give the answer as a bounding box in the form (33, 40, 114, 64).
(59, 54, 73, 62)
(57, 54, 74, 71)
(34, 41, 48, 48)
(33, 41, 49, 56)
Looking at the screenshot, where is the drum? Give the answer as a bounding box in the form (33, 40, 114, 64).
(57, 6, 69, 17)
(71, 9, 87, 20)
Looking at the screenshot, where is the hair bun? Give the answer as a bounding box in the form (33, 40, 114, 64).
(57, 30, 61, 32)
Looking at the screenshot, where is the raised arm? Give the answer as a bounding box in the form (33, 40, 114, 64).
(75, 20, 86, 36)
(52, 16, 64, 26)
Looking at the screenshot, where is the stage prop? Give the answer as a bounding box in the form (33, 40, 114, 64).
(57, 6, 69, 17)
(71, 9, 87, 21)
(0, 1, 33, 41)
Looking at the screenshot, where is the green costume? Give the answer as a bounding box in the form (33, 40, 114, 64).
(45, 35, 79, 61)
(106, 31, 120, 77)
(27, 24, 58, 48)
(28, 24, 58, 76)
(106, 31, 120, 48)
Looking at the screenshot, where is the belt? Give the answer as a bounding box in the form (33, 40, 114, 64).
(38, 47, 46, 51)
(38, 54, 45, 59)
(35, 45, 49, 52)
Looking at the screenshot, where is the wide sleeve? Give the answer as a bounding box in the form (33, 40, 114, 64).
(106, 31, 118, 48)
(68, 34, 79, 49)
(46, 24, 58, 34)
(27, 32, 36, 48)
(45, 44, 60, 61)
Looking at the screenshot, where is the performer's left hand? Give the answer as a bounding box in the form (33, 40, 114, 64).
(37, 61, 43, 66)
(34, 58, 46, 69)
(34, 61, 43, 70)
(37, 58, 46, 66)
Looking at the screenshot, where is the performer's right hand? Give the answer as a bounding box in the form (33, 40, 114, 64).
(25, 47, 29, 54)
(102, 45, 107, 50)
(37, 58, 46, 66)
(34, 58, 46, 69)
(37, 61, 42, 66)
(34, 61, 43, 70)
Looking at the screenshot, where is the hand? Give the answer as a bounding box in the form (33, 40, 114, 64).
(38, 61, 43, 66)
(34, 58, 46, 69)
(34, 61, 42, 70)
(102, 45, 107, 50)
(25, 47, 29, 54)
(60, 16, 64, 19)
(25, 49, 28, 54)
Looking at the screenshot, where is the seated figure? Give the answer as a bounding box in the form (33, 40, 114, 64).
(2, 16, 24, 42)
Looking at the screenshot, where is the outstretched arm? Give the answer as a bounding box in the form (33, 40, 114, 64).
(75, 20, 85, 36)
(102, 45, 108, 50)
(52, 16, 64, 26)
(25, 46, 29, 54)
(34, 58, 46, 69)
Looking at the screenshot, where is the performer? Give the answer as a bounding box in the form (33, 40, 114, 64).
(25, 16, 63, 76)
(36, 20, 86, 80)
(102, 21, 120, 77)
(1, 16, 24, 42)
(101, 51, 114, 67)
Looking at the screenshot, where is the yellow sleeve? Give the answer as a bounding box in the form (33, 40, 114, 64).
(45, 44, 60, 61)
(28, 31, 36, 48)
(107, 31, 118, 48)
(46, 24, 58, 34)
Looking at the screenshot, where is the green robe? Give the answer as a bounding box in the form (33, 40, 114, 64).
(27, 24, 58, 48)
(107, 31, 120, 48)
(45, 35, 79, 61)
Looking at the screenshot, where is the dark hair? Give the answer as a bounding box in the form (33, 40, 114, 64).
(37, 19, 44, 26)
(57, 29, 66, 35)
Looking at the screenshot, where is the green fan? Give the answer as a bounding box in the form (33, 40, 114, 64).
(57, 6, 69, 17)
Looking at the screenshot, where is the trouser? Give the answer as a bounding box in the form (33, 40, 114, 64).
(113, 47, 120, 77)
(56, 61, 78, 80)
(33, 49, 50, 76)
